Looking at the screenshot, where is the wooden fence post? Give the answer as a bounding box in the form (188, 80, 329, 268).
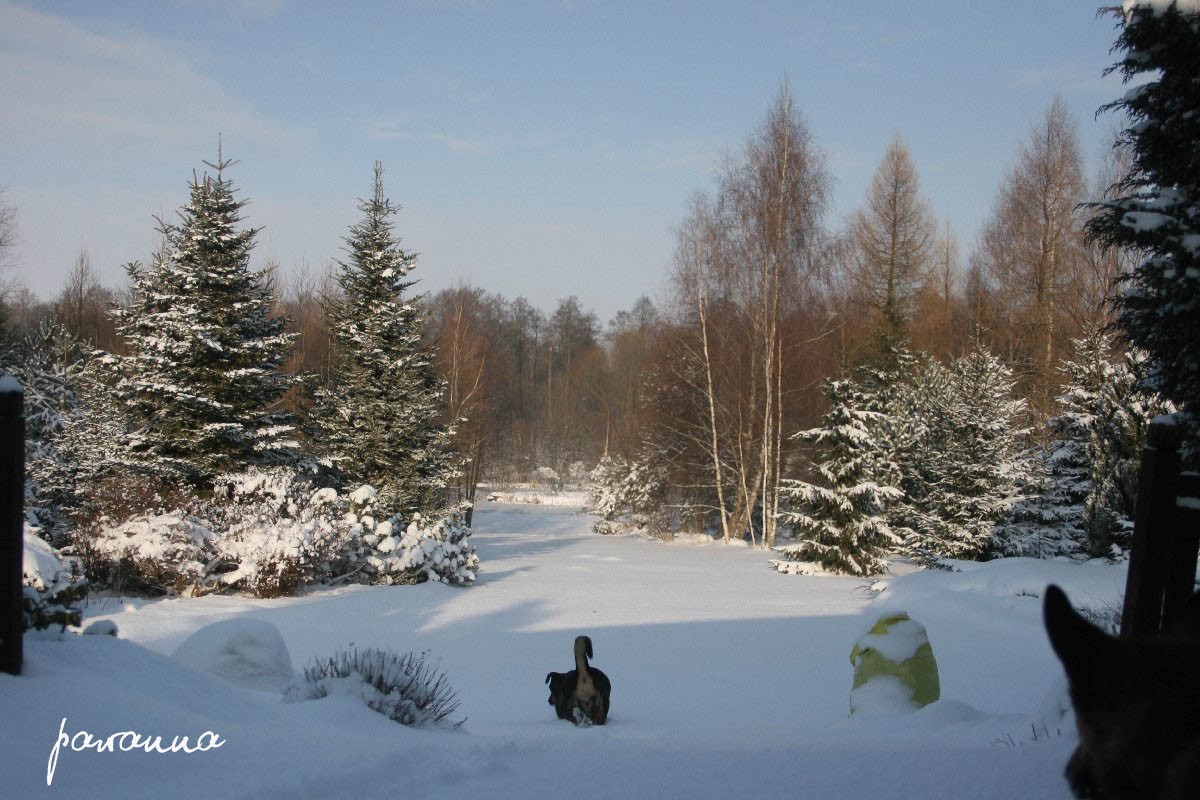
(0, 375, 24, 675)
(1164, 470, 1200, 627)
(1120, 416, 1183, 638)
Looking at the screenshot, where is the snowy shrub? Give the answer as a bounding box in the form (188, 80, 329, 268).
(591, 519, 620, 536)
(22, 526, 87, 632)
(216, 518, 342, 598)
(86, 512, 217, 595)
(361, 508, 479, 586)
(74, 469, 478, 596)
(536, 466, 562, 489)
(73, 471, 198, 538)
(213, 466, 306, 516)
(412, 511, 479, 586)
(286, 647, 464, 728)
(589, 456, 628, 520)
(208, 468, 351, 597)
(589, 454, 667, 535)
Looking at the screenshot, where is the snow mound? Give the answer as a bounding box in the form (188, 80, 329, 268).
(83, 620, 119, 637)
(23, 527, 67, 590)
(171, 618, 294, 692)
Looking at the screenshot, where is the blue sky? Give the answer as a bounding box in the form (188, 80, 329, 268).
(1, 1, 1125, 322)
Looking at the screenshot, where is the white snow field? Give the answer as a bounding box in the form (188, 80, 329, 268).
(1, 503, 1128, 799)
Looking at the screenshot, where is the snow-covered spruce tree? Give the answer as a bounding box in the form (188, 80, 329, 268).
(39, 351, 143, 534)
(1087, 2, 1200, 457)
(0, 321, 131, 544)
(994, 332, 1110, 558)
(995, 330, 1174, 558)
(902, 345, 1032, 563)
(0, 321, 84, 540)
(588, 452, 667, 534)
(774, 377, 903, 576)
(111, 155, 298, 486)
(312, 163, 456, 517)
(1084, 344, 1174, 556)
(849, 340, 932, 555)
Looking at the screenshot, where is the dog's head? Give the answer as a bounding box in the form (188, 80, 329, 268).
(574, 635, 593, 660)
(545, 671, 567, 697)
(1044, 584, 1200, 799)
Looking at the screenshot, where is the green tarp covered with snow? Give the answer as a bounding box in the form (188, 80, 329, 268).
(849, 612, 940, 716)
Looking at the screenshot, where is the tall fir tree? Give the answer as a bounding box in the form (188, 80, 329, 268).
(994, 332, 1108, 558)
(775, 377, 903, 576)
(996, 330, 1175, 558)
(1083, 342, 1174, 556)
(901, 344, 1031, 563)
(312, 163, 456, 516)
(111, 154, 298, 484)
(1087, 2, 1200, 455)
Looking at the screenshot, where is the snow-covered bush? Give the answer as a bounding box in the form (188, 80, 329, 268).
(208, 468, 351, 597)
(536, 466, 562, 489)
(87, 512, 217, 595)
(589, 454, 667, 534)
(286, 647, 464, 728)
(589, 456, 628, 520)
(75, 468, 478, 596)
(22, 526, 87, 632)
(362, 508, 479, 586)
(217, 518, 343, 598)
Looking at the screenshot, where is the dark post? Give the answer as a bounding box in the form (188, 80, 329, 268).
(1120, 417, 1182, 638)
(1164, 471, 1200, 626)
(0, 375, 24, 675)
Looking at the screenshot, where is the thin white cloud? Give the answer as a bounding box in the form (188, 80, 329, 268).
(1012, 63, 1125, 97)
(600, 138, 721, 172)
(161, 0, 286, 18)
(0, 2, 299, 154)
(362, 119, 493, 156)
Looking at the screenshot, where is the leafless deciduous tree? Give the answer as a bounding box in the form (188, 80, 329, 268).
(667, 84, 831, 547)
(0, 187, 18, 316)
(848, 134, 936, 336)
(52, 250, 120, 350)
(0, 188, 14, 256)
(974, 96, 1088, 409)
(910, 219, 970, 361)
(429, 286, 496, 526)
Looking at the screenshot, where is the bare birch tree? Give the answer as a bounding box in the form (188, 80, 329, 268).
(667, 84, 830, 547)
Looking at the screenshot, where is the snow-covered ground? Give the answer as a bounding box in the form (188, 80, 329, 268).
(2, 503, 1127, 798)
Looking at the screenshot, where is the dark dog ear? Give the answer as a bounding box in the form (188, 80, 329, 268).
(1044, 584, 1115, 700)
(585, 636, 593, 659)
(545, 672, 554, 685)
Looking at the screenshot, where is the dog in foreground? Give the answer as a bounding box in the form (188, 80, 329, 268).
(1044, 584, 1200, 799)
(545, 635, 611, 725)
